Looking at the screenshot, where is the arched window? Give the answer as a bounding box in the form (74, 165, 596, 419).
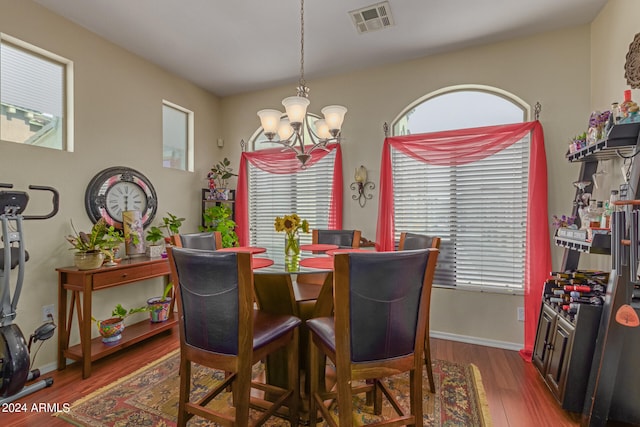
(244, 117, 342, 262)
(391, 86, 529, 291)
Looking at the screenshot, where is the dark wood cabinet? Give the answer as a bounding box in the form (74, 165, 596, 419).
(533, 301, 601, 413)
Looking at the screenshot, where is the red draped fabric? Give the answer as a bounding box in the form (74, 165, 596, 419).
(236, 144, 343, 246)
(375, 121, 550, 361)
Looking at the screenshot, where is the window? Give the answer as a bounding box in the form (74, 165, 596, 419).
(391, 87, 529, 291)
(1, 33, 73, 151)
(162, 100, 193, 171)
(247, 124, 339, 264)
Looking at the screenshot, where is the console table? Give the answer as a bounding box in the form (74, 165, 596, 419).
(57, 257, 176, 379)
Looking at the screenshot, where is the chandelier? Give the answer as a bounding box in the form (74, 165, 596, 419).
(257, 0, 347, 168)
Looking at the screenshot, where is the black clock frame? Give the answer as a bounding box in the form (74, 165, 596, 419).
(84, 166, 158, 229)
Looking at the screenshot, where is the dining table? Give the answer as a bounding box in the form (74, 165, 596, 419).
(249, 251, 336, 420)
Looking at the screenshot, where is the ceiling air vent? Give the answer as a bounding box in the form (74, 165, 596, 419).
(349, 1, 394, 34)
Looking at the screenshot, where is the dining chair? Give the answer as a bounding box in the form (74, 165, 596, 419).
(172, 231, 222, 250)
(300, 229, 362, 286)
(312, 229, 361, 249)
(398, 231, 441, 392)
(167, 247, 301, 426)
(307, 249, 439, 426)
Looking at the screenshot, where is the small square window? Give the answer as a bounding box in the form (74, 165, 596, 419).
(162, 100, 193, 171)
(1, 34, 73, 151)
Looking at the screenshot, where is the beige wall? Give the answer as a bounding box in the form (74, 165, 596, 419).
(0, 0, 222, 369)
(221, 25, 593, 348)
(1, 0, 634, 371)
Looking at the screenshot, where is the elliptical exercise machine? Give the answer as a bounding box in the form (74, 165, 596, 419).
(0, 183, 59, 404)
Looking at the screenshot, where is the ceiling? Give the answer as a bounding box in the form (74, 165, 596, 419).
(34, 0, 607, 97)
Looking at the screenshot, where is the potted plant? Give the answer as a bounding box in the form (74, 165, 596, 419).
(145, 225, 165, 258)
(207, 157, 237, 200)
(66, 218, 124, 269)
(161, 212, 185, 242)
(92, 303, 149, 343)
(200, 204, 238, 247)
(146, 282, 174, 323)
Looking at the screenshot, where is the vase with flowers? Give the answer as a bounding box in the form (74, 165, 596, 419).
(274, 214, 309, 271)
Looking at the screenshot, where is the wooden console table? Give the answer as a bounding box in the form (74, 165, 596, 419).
(57, 257, 176, 379)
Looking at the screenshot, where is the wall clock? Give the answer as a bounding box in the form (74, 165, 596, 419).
(85, 166, 158, 229)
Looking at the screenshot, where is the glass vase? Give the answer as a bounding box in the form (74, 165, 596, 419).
(285, 233, 300, 272)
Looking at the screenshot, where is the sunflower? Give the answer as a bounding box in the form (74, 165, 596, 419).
(274, 214, 309, 238)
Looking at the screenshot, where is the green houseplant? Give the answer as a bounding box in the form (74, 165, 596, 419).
(145, 225, 165, 258)
(200, 204, 238, 248)
(92, 303, 149, 343)
(161, 212, 185, 239)
(66, 218, 124, 269)
(207, 157, 237, 200)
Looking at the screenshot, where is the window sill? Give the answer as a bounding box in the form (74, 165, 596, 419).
(433, 283, 524, 296)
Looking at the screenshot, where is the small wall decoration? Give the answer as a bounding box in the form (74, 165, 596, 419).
(625, 32, 640, 89)
(123, 210, 145, 256)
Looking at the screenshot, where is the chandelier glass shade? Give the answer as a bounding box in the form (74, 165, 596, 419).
(257, 0, 347, 167)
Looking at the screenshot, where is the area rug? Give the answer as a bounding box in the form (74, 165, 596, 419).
(54, 349, 491, 426)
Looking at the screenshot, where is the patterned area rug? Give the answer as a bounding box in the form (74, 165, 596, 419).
(55, 349, 491, 426)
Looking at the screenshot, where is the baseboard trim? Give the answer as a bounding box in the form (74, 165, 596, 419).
(431, 330, 522, 352)
(36, 335, 521, 375)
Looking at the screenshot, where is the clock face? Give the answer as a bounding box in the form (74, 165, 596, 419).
(85, 167, 157, 229)
(105, 181, 148, 223)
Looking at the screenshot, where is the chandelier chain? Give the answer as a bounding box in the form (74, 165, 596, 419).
(300, 0, 305, 86)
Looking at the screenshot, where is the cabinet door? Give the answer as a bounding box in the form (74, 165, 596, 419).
(545, 315, 575, 401)
(533, 303, 557, 374)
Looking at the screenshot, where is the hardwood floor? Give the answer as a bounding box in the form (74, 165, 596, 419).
(0, 327, 622, 426)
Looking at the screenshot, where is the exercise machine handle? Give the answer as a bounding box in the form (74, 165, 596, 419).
(22, 186, 59, 220)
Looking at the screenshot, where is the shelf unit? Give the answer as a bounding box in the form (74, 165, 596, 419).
(561, 123, 640, 271)
(533, 123, 640, 425)
(201, 188, 235, 228)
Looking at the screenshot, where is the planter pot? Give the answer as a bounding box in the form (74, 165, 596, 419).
(213, 188, 229, 200)
(74, 252, 105, 270)
(146, 244, 164, 258)
(96, 317, 125, 343)
(147, 297, 171, 322)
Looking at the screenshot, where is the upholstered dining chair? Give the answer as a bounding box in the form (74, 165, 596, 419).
(312, 229, 361, 249)
(300, 229, 362, 286)
(172, 231, 222, 250)
(167, 247, 301, 426)
(398, 231, 441, 392)
(307, 249, 439, 426)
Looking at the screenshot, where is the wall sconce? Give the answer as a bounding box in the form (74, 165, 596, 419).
(351, 165, 375, 207)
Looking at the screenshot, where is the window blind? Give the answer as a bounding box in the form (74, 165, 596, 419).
(391, 135, 529, 291)
(248, 150, 336, 264)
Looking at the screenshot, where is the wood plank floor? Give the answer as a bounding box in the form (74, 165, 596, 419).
(0, 326, 626, 426)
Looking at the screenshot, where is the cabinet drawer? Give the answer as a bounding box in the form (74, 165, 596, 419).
(151, 261, 170, 276)
(93, 265, 154, 289)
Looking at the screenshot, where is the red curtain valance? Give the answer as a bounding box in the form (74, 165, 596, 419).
(374, 121, 550, 360)
(235, 144, 343, 246)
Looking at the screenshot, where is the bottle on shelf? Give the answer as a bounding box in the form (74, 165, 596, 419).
(611, 102, 622, 125)
(620, 90, 634, 119)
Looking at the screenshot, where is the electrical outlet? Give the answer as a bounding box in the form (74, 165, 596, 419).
(517, 307, 525, 322)
(42, 304, 55, 322)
